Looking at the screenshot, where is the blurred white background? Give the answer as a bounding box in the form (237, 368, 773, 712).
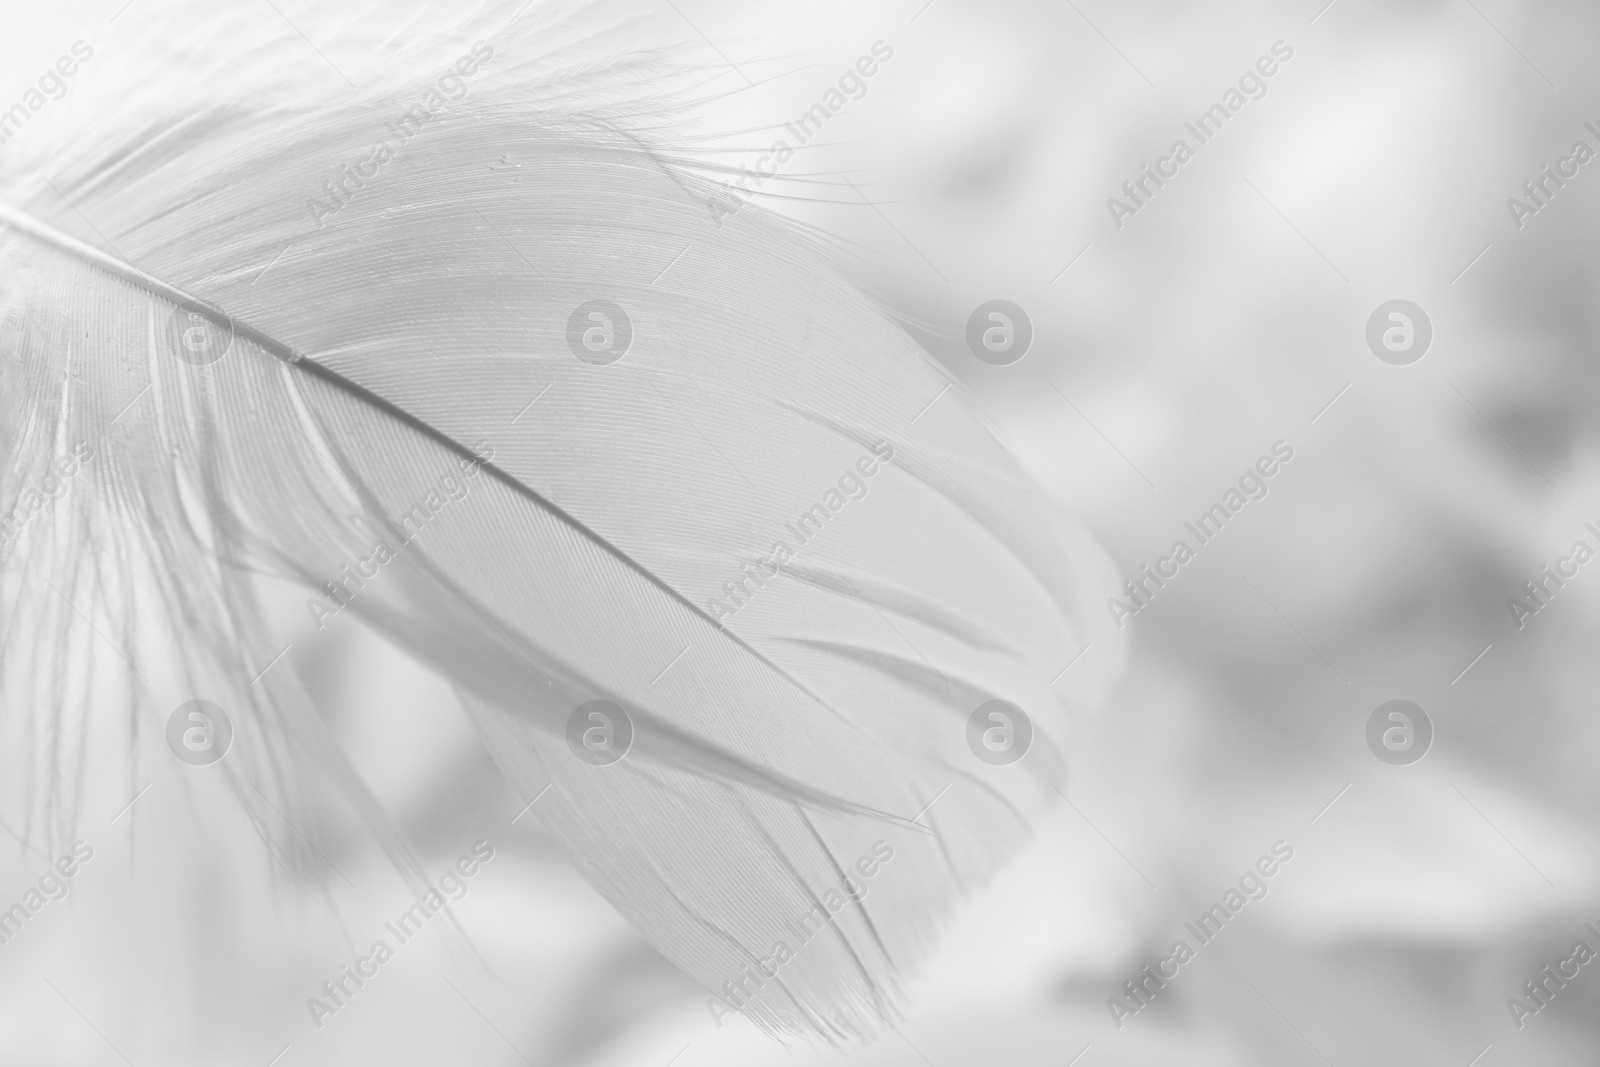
(4, 0, 1600, 1063)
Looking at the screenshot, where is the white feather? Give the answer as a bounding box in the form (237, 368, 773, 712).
(0, 0, 1122, 1041)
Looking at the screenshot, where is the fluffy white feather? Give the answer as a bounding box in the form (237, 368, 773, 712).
(0, 0, 1121, 1041)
